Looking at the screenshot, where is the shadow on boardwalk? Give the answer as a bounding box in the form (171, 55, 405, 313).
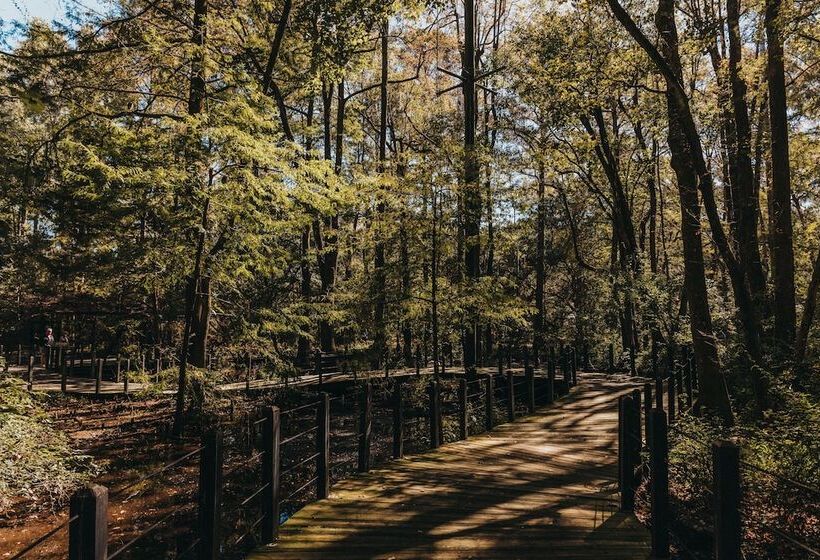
(248, 374, 650, 559)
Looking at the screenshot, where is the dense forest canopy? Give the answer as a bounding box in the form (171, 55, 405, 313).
(1, 0, 819, 429)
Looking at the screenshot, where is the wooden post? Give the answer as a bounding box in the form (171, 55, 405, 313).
(608, 342, 614, 373)
(619, 394, 640, 511)
(261, 407, 281, 543)
(199, 430, 223, 560)
(458, 378, 468, 440)
(525, 365, 535, 413)
(684, 360, 693, 408)
(27, 354, 34, 391)
(359, 382, 372, 472)
(649, 410, 670, 559)
(675, 367, 684, 411)
(484, 374, 494, 432)
(570, 347, 578, 385)
(314, 349, 322, 388)
(68, 484, 108, 560)
(18, 344, 23, 366)
(506, 371, 515, 422)
(392, 381, 404, 459)
(546, 359, 555, 404)
(61, 355, 67, 393)
(667, 371, 676, 423)
(643, 382, 652, 445)
(316, 393, 330, 499)
(655, 373, 664, 410)
(123, 362, 129, 395)
(95, 358, 102, 395)
(115, 354, 121, 383)
(415, 346, 421, 376)
(246, 354, 252, 393)
(713, 440, 741, 560)
(428, 380, 441, 448)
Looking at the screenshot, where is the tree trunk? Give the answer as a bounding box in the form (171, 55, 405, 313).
(173, 0, 208, 436)
(794, 246, 820, 365)
(727, 0, 767, 312)
(372, 22, 389, 367)
(462, 0, 480, 375)
(765, 0, 797, 349)
(533, 162, 546, 361)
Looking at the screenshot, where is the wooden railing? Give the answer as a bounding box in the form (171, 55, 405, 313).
(618, 360, 820, 560)
(10, 348, 580, 560)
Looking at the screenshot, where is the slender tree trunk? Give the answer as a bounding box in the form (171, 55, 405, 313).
(765, 0, 797, 348)
(373, 22, 389, 367)
(462, 0, 480, 376)
(534, 162, 546, 361)
(173, 0, 208, 436)
(727, 0, 767, 312)
(795, 246, 820, 365)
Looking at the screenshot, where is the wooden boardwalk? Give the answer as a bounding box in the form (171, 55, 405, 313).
(249, 374, 650, 559)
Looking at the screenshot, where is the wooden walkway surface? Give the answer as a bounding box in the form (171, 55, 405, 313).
(249, 374, 650, 559)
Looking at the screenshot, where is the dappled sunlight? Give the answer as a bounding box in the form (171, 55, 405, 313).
(249, 375, 650, 559)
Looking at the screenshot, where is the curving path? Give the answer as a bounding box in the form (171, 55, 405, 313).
(248, 374, 650, 559)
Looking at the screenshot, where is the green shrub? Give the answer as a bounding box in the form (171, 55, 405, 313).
(0, 374, 98, 513)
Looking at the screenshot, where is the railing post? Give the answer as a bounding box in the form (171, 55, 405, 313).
(525, 365, 535, 413)
(458, 378, 468, 440)
(667, 370, 676, 423)
(358, 382, 372, 472)
(546, 359, 555, 404)
(684, 360, 693, 408)
(649, 410, 670, 559)
(392, 380, 404, 458)
(115, 354, 121, 383)
(643, 382, 652, 445)
(713, 440, 741, 560)
(95, 358, 102, 395)
(198, 429, 223, 560)
(428, 380, 441, 448)
(123, 358, 129, 395)
(27, 354, 34, 391)
(484, 374, 494, 432)
(675, 367, 684, 411)
(619, 394, 640, 511)
(608, 343, 614, 373)
(415, 346, 421, 376)
(61, 355, 68, 393)
(506, 371, 515, 422)
(314, 350, 322, 388)
(68, 484, 108, 560)
(261, 406, 281, 543)
(316, 392, 330, 498)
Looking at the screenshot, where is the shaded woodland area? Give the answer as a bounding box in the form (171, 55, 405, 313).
(0, 0, 819, 556)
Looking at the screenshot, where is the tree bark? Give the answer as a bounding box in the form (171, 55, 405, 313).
(373, 22, 389, 367)
(607, 0, 734, 420)
(795, 246, 820, 365)
(462, 0, 480, 375)
(765, 0, 797, 348)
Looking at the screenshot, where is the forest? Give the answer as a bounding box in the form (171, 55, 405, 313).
(0, 0, 819, 556)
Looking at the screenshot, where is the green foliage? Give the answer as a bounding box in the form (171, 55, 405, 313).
(0, 375, 98, 512)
